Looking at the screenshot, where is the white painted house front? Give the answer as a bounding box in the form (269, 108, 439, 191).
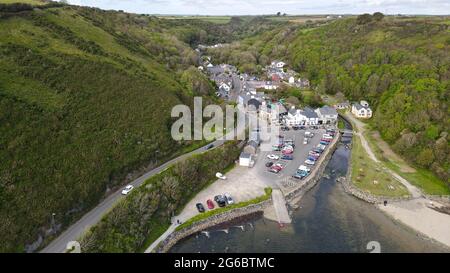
(219, 82, 231, 92)
(352, 101, 372, 119)
(315, 106, 338, 124)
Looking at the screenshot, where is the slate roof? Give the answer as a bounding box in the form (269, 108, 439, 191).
(318, 105, 338, 116)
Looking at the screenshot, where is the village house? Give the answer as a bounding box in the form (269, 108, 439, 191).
(297, 78, 310, 88)
(238, 92, 265, 111)
(285, 105, 337, 126)
(351, 101, 373, 118)
(243, 140, 259, 155)
(271, 60, 286, 69)
(335, 101, 350, 110)
(315, 105, 338, 124)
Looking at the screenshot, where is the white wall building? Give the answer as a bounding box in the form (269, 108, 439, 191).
(352, 101, 373, 119)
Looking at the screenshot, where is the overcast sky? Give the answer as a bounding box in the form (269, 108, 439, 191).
(65, 0, 450, 15)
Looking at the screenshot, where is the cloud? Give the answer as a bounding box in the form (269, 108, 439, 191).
(64, 0, 450, 15)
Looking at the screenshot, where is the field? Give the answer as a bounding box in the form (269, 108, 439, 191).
(0, 0, 46, 4)
(351, 134, 410, 197)
(265, 15, 333, 23)
(158, 15, 231, 24)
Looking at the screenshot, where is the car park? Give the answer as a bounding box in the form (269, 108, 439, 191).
(196, 203, 206, 213)
(121, 185, 134, 195)
(206, 199, 215, 209)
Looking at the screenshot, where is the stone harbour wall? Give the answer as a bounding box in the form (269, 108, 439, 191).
(154, 199, 272, 253)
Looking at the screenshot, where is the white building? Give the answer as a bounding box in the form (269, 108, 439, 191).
(239, 152, 253, 167)
(286, 106, 336, 125)
(315, 106, 338, 124)
(285, 107, 319, 126)
(219, 82, 231, 92)
(264, 81, 279, 90)
(271, 60, 286, 69)
(352, 101, 372, 119)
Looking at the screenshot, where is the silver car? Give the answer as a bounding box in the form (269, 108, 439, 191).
(224, 193, 234, 205)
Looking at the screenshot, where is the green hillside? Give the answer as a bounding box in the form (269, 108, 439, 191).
(0, 4, 222, 252)
(207, 14, 450, 190)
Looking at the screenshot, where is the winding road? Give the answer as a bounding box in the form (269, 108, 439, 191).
(40, 138, 230, 253)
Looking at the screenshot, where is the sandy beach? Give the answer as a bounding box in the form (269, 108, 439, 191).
(379, 198, 450, 249)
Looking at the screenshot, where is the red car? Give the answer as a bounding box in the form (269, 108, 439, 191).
(206, 199, 215, 209)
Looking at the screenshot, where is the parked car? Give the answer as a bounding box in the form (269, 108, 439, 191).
(281, 154, 294, 160)
(269, 167, 280, 173)
(214, 195, 227, 207)
(224, 193, 234, 205)
(121, 185, 134, 195)
(303, 138, 308, 145)
(305, 159, 315, 165)
(296, 170, 309, 178)
(320, 141, 329, 146)
(292, 126, 300, 130)
(206, 199, 215, 209)
(307, 156, 318, 161)
(273, 163, 284, 170)
(292, 174, 304, 179)
(265, 161, 274, 167)
(196, 203, 205, 213)
(206, 144, 214, 150)
(298, 165, 311, 172)
(216, 172, 227, 180)
(313, 148, 323, 154)
(282, 149, 293, 155)
(267, 154, 280, 160)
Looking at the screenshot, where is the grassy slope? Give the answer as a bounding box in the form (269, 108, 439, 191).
(351, 134, 409, 197)
(0, 5, 212, 252)
(364, 130, 450, 195)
